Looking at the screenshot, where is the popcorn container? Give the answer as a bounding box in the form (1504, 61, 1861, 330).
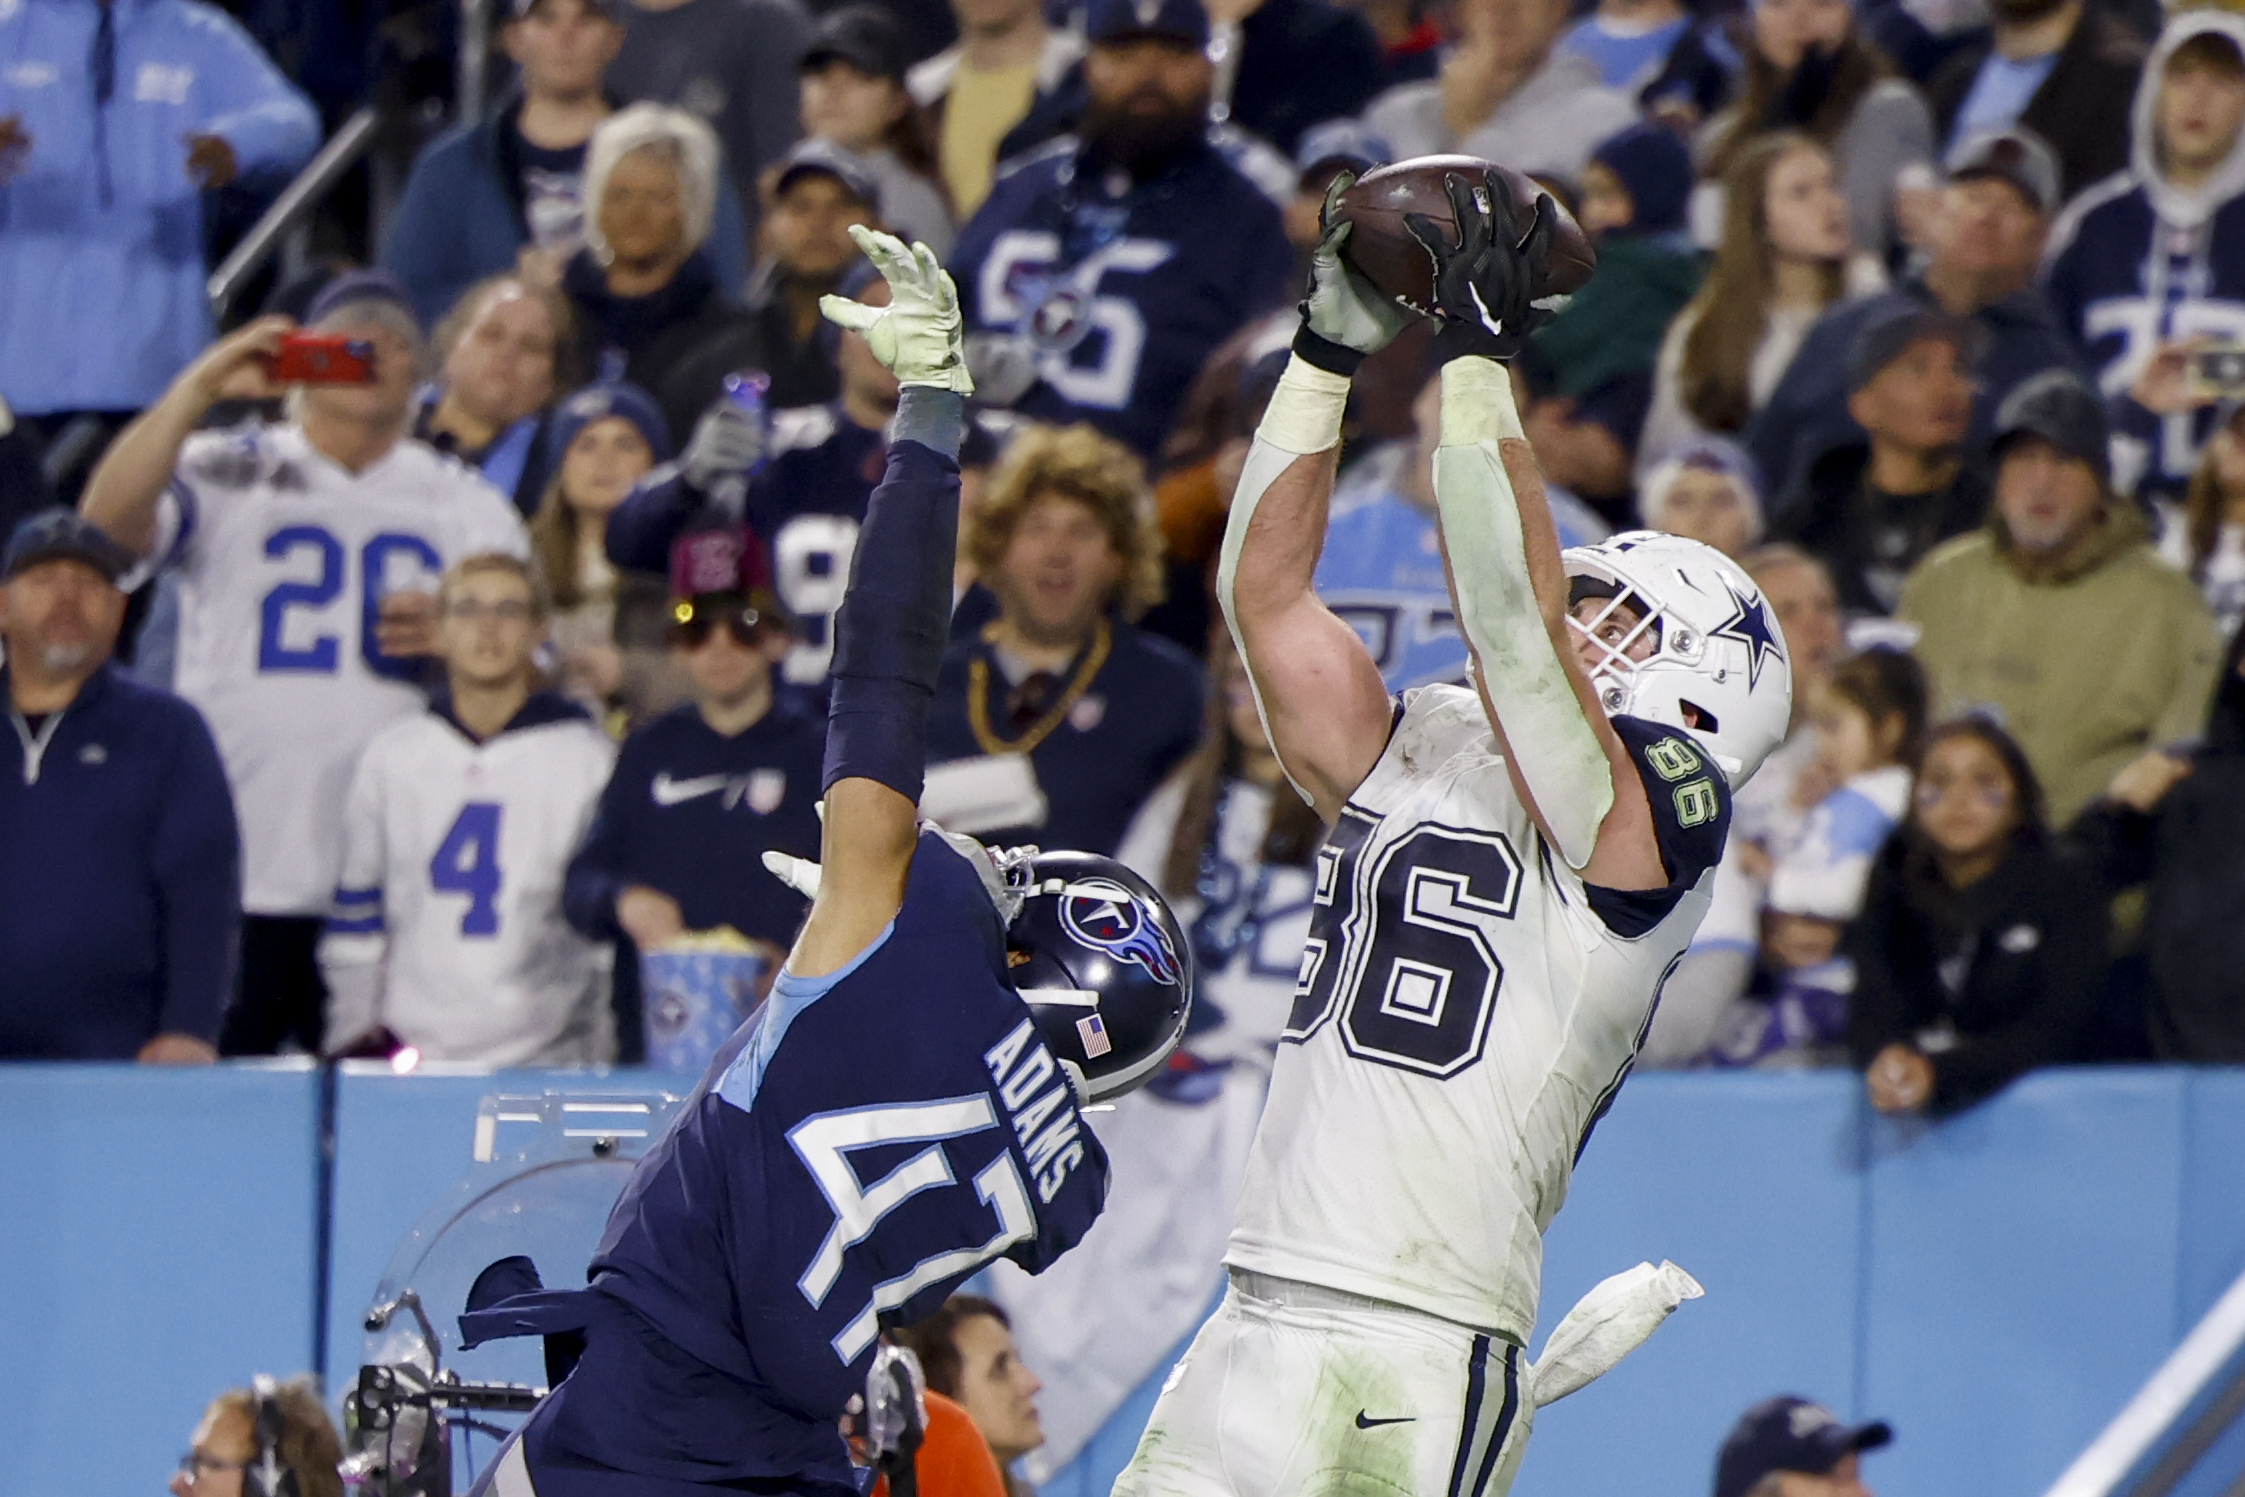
(640, 939, 769, 1076)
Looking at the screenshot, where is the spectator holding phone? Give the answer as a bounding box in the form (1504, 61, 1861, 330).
(321, 555, 615, 1066)
(80, 271, 530, 1055)
(2166, 400, 2245, 641)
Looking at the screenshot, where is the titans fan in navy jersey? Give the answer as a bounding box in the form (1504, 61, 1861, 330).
(459, 229, 1196, 1497)
(949, 81, 1293, 460)
(2045, 11, 2245, 496)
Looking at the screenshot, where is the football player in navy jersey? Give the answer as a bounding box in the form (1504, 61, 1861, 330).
(457, 226, 1193, 1497)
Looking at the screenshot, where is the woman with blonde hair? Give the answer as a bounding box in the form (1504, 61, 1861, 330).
(1640, 131, 1876, 473)
(926, 422, 1205, 855)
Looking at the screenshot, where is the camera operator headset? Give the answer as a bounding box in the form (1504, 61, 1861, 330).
(244, 1375, 302, 1497)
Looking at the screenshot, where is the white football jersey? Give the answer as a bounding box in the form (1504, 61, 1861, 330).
(1225, 686, 1726, 1343)
(159, 424, 530, 913)
(320, 702, 617, 1066)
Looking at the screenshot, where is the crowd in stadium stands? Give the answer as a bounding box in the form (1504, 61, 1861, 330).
(10, 0, 2245, 1478)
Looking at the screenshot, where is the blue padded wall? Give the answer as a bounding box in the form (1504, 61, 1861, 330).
(0, 1062, 321, 1497)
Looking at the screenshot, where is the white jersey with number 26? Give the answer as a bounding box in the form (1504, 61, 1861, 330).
(158, 424, 529, 914)
(1225, 684, 1728, 1345)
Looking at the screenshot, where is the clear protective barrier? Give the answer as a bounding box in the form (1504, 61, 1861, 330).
(346, 1089, 688, 1497)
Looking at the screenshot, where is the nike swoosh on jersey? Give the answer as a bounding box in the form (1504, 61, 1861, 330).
(1354, 1413, 1414, 1429)
(652, 772, 732, 807)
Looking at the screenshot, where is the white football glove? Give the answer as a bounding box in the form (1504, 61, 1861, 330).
(1302, 172, 1415, 357)
(820, 225, 974, 395)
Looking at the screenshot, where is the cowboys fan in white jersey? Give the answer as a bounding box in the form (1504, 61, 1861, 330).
(1114, 169, 1793, 1497)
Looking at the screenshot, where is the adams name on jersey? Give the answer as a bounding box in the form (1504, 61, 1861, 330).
(1226, 685, 1731, 1345)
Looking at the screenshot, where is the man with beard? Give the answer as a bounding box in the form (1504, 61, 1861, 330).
(1926, 0, 2145, 202)
(0, 511, 240, 1061)
(948, 0, 1293, 460)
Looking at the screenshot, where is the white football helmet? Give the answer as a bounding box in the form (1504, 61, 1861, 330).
(1560, 530, 1792, 787)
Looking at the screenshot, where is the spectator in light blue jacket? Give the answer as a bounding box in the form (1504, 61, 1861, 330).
(0, 0, 318, 428)
(379, 0, 750, 329)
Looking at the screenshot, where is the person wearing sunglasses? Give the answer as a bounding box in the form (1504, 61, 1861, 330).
(562, 524, 827, 1039)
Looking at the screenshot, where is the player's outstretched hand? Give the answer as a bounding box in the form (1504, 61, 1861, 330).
(820, 225, 974, 394)
(1404, 168, 1556, 363)
(1301, 171, 1415, 362)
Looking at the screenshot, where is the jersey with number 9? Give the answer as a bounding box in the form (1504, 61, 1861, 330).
(1225, 685, 1730, 1347)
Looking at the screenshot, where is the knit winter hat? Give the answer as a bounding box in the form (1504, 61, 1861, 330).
(1589, 124, 1694, 237)
(546, 379, 672, 470)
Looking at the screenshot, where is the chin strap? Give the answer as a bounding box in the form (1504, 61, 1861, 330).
(1431, 357, 1614, 869)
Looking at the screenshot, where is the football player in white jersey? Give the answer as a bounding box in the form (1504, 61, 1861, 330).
(82, 272, 529, 1050)
(321, 554, 617, 1066)
(1114, 169, 1795, 1497)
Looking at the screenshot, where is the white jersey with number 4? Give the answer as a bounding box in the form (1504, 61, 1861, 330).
(320, 700, 617, 1066)
(157, 424, 530, 914)
(1224, 684, 1730, 1345)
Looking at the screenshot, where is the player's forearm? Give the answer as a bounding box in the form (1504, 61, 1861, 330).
(1432, 357, 1616, 868)
(80, 388, 209, 557)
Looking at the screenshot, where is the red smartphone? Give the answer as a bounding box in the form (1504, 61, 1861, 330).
(262, 332, 376, 384)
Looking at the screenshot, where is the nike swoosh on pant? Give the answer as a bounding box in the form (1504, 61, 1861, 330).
(652, 772, 731, 807)
(1355, 1413, 1415, 1429)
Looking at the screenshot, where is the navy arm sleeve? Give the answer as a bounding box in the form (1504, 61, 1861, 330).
(821, 388, 964, 800)
(152, 704, 243, 1040)
(604, 468, 711, 573)
(1581, 715, 1733, 939)
(564, 746, 642, 940)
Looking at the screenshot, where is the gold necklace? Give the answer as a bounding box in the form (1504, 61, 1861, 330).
(967, 620, 1113, 756)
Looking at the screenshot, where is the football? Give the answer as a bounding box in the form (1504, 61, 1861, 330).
(1331, 155, 1598, 319)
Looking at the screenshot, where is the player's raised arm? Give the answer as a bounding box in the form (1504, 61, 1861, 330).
(1411, 171, 1667, 891)
(784, 226, 975, 977)
(1217, 180, 1413, 821)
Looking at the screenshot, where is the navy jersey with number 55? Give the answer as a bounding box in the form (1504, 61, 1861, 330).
(574, 829, 1108, 1486)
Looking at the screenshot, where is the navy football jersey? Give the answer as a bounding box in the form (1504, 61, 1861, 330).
(949, 139, 1294, 458)
(578, 829, 1109, 1481)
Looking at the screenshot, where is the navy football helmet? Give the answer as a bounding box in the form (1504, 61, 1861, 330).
(1005, 851, 1194, 1103)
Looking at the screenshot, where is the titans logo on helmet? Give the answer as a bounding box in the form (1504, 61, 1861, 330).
(1710, 582, 1787, 688)
(1060, 879, 1184, 987)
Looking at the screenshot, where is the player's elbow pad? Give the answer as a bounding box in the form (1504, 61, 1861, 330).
(823, 397, 963, 803)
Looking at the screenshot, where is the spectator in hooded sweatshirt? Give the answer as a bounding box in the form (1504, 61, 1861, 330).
(1363, 0, 1638, 178)
(1899, 370, 2223, 824)
(380, 0, 750, 330)
(0, 0, 317, 459)
(1777, 301, 1989, 613)
(2046, 11, 2245, 502)
(0, 511, 238, 1062)
(1747, 126, 2082, 506)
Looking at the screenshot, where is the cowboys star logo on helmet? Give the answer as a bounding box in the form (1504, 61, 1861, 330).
(1708, 580, 1787, 690)
(1060, 878, 1185, 987)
